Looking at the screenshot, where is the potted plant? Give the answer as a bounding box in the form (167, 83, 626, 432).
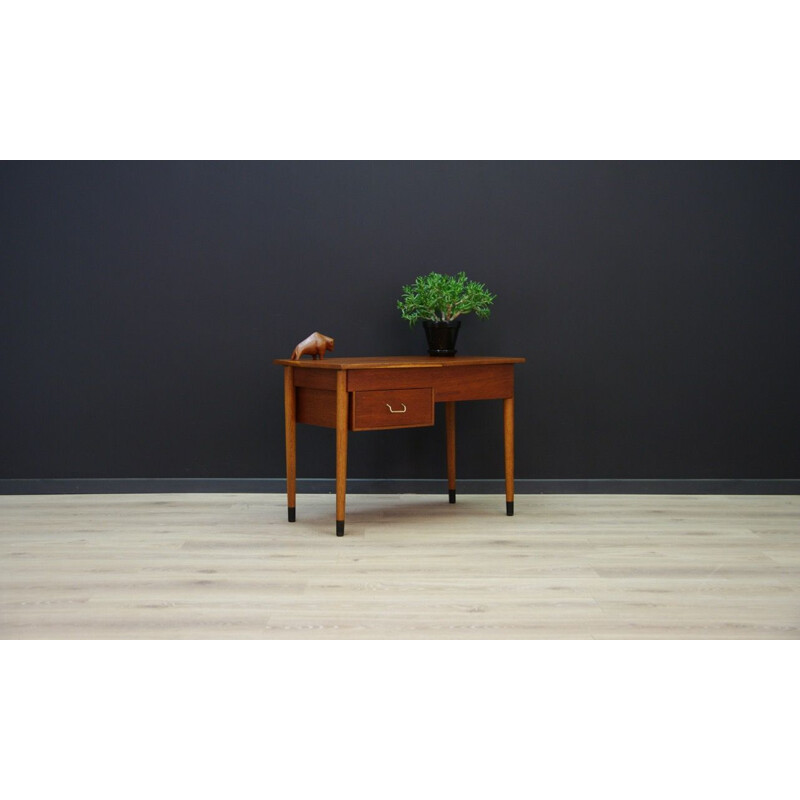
(397, 271, 496, 356)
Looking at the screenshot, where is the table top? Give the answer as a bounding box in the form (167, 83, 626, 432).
(274, 355, 525, 370)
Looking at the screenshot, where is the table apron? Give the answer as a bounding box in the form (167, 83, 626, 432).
(347, 364, 514, 401)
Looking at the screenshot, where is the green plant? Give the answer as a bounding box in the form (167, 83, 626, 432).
(397, 271, 496, 325)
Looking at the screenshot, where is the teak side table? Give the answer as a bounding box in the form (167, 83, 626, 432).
(273, 356, 525, 536)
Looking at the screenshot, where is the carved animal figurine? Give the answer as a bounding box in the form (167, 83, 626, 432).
(290, 332, 334, 360)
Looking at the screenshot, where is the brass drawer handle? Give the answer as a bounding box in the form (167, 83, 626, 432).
(385, 403, 407, 414)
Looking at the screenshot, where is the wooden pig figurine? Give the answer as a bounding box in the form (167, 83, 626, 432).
(290, 332, 334, 360)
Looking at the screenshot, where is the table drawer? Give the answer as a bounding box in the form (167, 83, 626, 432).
(351, 388, 434, 431)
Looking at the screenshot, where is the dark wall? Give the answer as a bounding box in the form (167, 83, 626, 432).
(1, 161, 799, 483)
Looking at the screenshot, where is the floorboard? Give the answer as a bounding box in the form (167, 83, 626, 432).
(1, 493, 798, 639)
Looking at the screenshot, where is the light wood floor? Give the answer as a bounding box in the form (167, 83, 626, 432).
(1, 493, 798, 639)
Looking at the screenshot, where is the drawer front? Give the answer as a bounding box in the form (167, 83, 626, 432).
(351, 388, 434, 431)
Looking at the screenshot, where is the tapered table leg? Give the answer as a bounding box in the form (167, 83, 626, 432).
(445, 401, 456, 503)
(284, 366, 296, 522)
(503, 395, 514, 516)
(335, 370, 348, 536)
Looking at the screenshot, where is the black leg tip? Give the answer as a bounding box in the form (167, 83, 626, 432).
(288, 507, 296, 522)
(449, 489, 456, 504)
(336, 520, 345, 537)
(506, 501, 514, 516)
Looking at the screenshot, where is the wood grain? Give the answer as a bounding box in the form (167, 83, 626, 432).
(283, 367, 296, 515)
(335, 370, 348, 533)
(296, 388, 336, 428)
(347, 367, 441, 392)
(293, 369, 337, 391)
(345, 364, 513, 400)
(2, 493, 798, 639)
(503, 395, 514, 506)
(351, 388, 434, 431)
(274, 356, 525, 370)
(446, 401, 456, 495)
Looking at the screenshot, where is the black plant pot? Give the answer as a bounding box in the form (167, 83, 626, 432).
(422, 320, 461, 356)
